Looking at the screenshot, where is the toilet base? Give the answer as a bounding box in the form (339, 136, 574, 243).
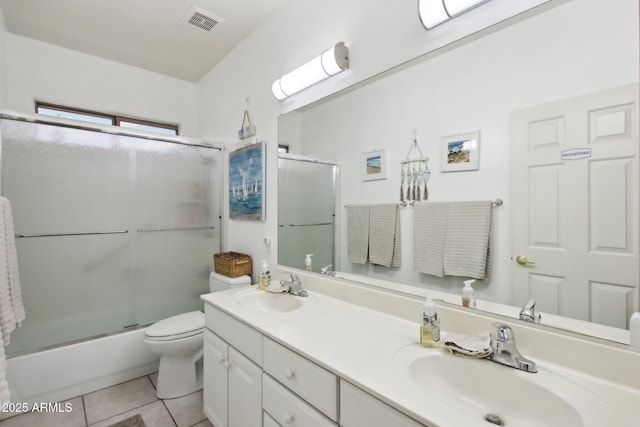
(155, 349, 204, 399)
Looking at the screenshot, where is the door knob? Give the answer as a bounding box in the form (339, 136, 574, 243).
(515, 255, 535, 266)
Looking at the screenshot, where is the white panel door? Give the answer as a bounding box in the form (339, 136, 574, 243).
(511, 84, 638, 328)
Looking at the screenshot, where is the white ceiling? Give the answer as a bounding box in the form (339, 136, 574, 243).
(0, 0, 289, 82)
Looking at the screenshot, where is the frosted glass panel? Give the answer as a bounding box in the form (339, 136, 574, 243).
(6, 234, 131, 354)
(136, 229, 215, 324)
(1, 118, 222, 354)
(1, 120, 130, 235)
(278, 157, 336, 271)
(135, 140, 220, 230)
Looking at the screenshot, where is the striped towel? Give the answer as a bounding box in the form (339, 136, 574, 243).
(413, 202, 448, 277)
(369, 204, 401, 268)
(443, 201, 492, 279)
(347, 205, 370, 264)
(0, 196, 25, 403)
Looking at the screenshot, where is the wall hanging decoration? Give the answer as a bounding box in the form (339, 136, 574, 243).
(361, 149, 387, 181)
(229, 141, 266, 221)
(441, 131, 480, 172)
(401, 131, 430, 205)
(238, 110, 256, 140)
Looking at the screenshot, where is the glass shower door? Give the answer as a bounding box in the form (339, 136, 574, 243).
(1, 118, 222, 355)
(278, 156, 337, 272)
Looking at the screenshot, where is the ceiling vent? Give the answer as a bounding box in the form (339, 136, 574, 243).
(183, 5, 225, 32)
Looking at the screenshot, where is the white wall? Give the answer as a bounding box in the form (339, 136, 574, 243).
(197, 0, 549, 275)
(296, 0, 638, 304)
(5, 34, 198, 137)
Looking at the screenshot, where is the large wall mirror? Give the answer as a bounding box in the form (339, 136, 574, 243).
(277, 0, 638, 343)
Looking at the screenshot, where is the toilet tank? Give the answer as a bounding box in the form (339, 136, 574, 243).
(209, 271, 251, 292)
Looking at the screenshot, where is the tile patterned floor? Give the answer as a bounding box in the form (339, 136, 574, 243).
(0, 374, 213, 427)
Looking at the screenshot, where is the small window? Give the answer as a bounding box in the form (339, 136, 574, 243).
(36, 105, 113, 126)
(36, 102, 179, 136)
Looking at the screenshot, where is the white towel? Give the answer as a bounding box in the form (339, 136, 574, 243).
(444, 332, 492, 358)
(347, 205, 370, 264)
(413, 203, 448, 277)
(0, 197, 25, 404)
(369, 204, 401, 267)
(443, 201, 492, 279)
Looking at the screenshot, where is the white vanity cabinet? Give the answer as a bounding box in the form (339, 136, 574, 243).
(263, 338, 338, 427)
(203, 306, 263, 427)
(340, 380, 427, 427)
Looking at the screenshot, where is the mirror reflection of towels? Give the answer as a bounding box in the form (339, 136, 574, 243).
(414, 201, 492, 279)
(369, 204, 401, 268)
(347, 205, 369, 264)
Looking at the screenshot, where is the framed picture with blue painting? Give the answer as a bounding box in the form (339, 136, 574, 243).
(441, 131, 480, 172)
(229, 141, 266, 221)
(361, 149, 387, 181)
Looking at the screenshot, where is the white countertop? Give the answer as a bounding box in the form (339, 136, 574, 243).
(201, 280, 640, 427)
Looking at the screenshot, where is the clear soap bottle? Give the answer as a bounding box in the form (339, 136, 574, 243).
(258, 260, 271, 290)
(420, 297, 441, 348)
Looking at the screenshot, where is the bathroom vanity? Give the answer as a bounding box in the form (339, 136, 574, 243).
(201, 270, 640, 426)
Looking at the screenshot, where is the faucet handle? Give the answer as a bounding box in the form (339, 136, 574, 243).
(490, 323, 514, 342)
(520, 299, 542, 323)
(280, 271, 300, 283)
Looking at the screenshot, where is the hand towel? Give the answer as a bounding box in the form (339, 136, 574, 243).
(443, 332, 492, 358)
(443, 201, 492, 279)
(347, 205, 370, 264)
(413, 202, 448, 277)
(369, 204, 401, 267)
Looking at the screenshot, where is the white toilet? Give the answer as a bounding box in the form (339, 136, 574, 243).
(144, 272, 251, 399)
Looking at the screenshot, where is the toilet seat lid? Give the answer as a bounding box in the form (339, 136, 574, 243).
(145, 311, 204, 339)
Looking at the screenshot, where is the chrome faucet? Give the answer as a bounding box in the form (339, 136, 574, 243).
(319, 264, 335, 276)
(519, 299, 541, 323)
(489, 323, 537, 373)
(280, 272, 308, 297)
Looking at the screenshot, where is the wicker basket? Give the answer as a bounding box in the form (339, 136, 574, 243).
(214, 252, 252, 278)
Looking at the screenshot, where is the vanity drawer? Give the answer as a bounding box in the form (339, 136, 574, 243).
(263, 374, 337, 427)
(263, 411, 281, 427)
(340, 380, 427, 427)
(205, 304, 262, 365)
(263, 338, 338, 421)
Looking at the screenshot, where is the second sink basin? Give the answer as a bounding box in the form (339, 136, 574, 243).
(234, 289, 316, 313)
(393, 345, 623, 427)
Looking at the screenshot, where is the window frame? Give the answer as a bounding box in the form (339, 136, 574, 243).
(35, 102, 180, 136)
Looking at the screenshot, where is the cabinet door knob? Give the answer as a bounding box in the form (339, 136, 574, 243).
(217, 355, 226, 365)
(285, 369, 295, 379)
(224, 360, 232, 368)
(284, 412, 294, 424)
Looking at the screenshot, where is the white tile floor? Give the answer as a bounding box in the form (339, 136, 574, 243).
(0, 374, 213, 427)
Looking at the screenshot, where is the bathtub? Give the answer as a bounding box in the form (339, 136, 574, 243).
(3, 328, 159, 412)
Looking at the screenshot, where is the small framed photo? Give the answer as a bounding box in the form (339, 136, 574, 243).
(441, 131, 480, 172)
(361, 149, 387, 181)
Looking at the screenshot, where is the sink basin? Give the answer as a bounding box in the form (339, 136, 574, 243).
(235, 289, 316, 313)
(393, 346, 622, 427)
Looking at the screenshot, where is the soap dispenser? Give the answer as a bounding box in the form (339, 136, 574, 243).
(258, 260, 271, 290)
(462, 279, 476, 308)
(420, 297, 441, 348)
(305, 254, 314, 271)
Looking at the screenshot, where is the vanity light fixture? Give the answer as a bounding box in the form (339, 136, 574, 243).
(271, 42, 349, 101)
(418, 0, 491, 29)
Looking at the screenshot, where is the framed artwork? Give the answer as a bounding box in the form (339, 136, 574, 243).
(361, 149, 387, 181)
(229, 141, 266, 221)
(441, 131, 480, 172)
